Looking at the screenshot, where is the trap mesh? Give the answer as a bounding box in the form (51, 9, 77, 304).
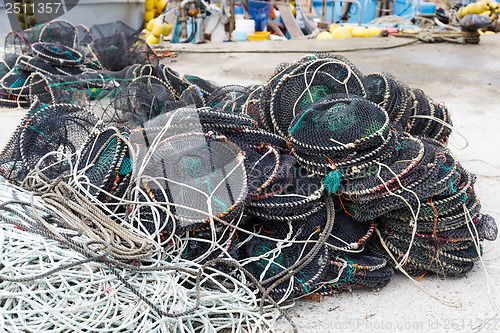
(90, 32, 158, 71)
(269, 59, 366, 137)
(130, 132, 247, 235)
(206, 85, 250, 113)
(247, 166, 324, 220)
(241, 203, 331, 302)
(323, 253, 394, 293)
(31, 42, 84, 67)
(369, 226, 480, 278)
(288, 94, 390, 153)
(78, 126, 132, 202)
(38, 20, 79, 47)
(109, 75, 178, 127)
(1, 103, 100, 182)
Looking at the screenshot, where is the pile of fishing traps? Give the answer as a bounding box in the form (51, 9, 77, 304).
(0, 20, 497, 332)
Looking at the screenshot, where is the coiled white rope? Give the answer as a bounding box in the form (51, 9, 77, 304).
(0, 192, 280, 332)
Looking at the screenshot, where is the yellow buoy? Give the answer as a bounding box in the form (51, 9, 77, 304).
(146, 34, 160, 44)
(146, 19, 155, 31)
(145, 0, 155, 11)
(163, 22, 173, 36)
(156, 0, 168, 15)
(290, 4, 296, 17)
(457, 0, 492, 19)
(343, 24, 354, 34)
(351, 26, 366, 37)
(364, 26, 382, 37)
(331, 26, 352, 38)
(151, 18, 164, 36)
(328, 24, 340, 33)
(144, 10, 155, 23)
(316, 31, 334, 39)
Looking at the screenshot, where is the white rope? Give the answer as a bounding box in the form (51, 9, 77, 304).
(410, 114, 469, 150)
(375, 161, 421, 269)
(463, 204, 500, 331)
(0, 190, 280, 332)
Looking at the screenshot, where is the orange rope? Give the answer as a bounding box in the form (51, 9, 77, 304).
(261, 226, 275, 235)
(416, 271, 427, 281)
(427, 198, 438, 236)
(337, 193, 356, 218)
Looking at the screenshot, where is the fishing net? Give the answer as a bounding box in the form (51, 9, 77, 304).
(363, 73, 453, 143)
(327, 209, 375, 252)
(343, 172, 460, 221)
(222, 128, 288, 151)
(369, 225, 480, 278)
(89, 32, 158, 71)
(322, 253, 394, 293)
(77, 126, 132, 203)
(17, 55, 59, 75)
(292, 128, 399, 179)
(132, 106, 258, 141)
(90, 20, 138, 40)
(239, 198, 333, 303)
(383, 164, 476, 223)
(0, 63, 31, 107)
(183, 74, 220, 96)
(206, 84, 250, 113)
(0, 44, 497, 331)
(38, 20, 79, 47)
(0, 183, 280, 332)
(107, 75, 178, 127)
(268, 58, 366, 137)
(408, 89, 453, 143)
(125, 64, 190, 100)
(247, 165, 324, 220)
(4, 24, 47, 55)
(0, 103, 100, 183)
(288, 94, 390, 153)
(247, 153, 297, 201)
(31, 42, 84, 67)
(241, 146, 282, 197)
(256, 54, 328, 132)
(129, 131, 248, 236)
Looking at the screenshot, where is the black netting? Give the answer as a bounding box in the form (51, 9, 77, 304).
(31, 42, 84, 67)
(109, 75, 178, 127)
(131, 132, 247, 235)
(183, 74, 220, 96)
(369, 227, 480, 278)
(328, 209, 375, 251)
(206, 85, 250, 113)
(248, 166, 324, 219)
(78, 127, 131, 202)
(222, 128, 287, 151)
(323, 253, 393, 293)
(89, 20, 138, 40)
(90, 32, 158, 71)
(38, 20, 78, 47)
(288, 94, 390, 154)
(407, 88, 453, 143)
(1, 103, 100, 182)
(269, 60, 366, 137)
(17, 55, 59, 75)
(240, 205, 330, 301)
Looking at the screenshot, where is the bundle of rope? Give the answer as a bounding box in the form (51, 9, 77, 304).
(0, 182, 281, 331)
